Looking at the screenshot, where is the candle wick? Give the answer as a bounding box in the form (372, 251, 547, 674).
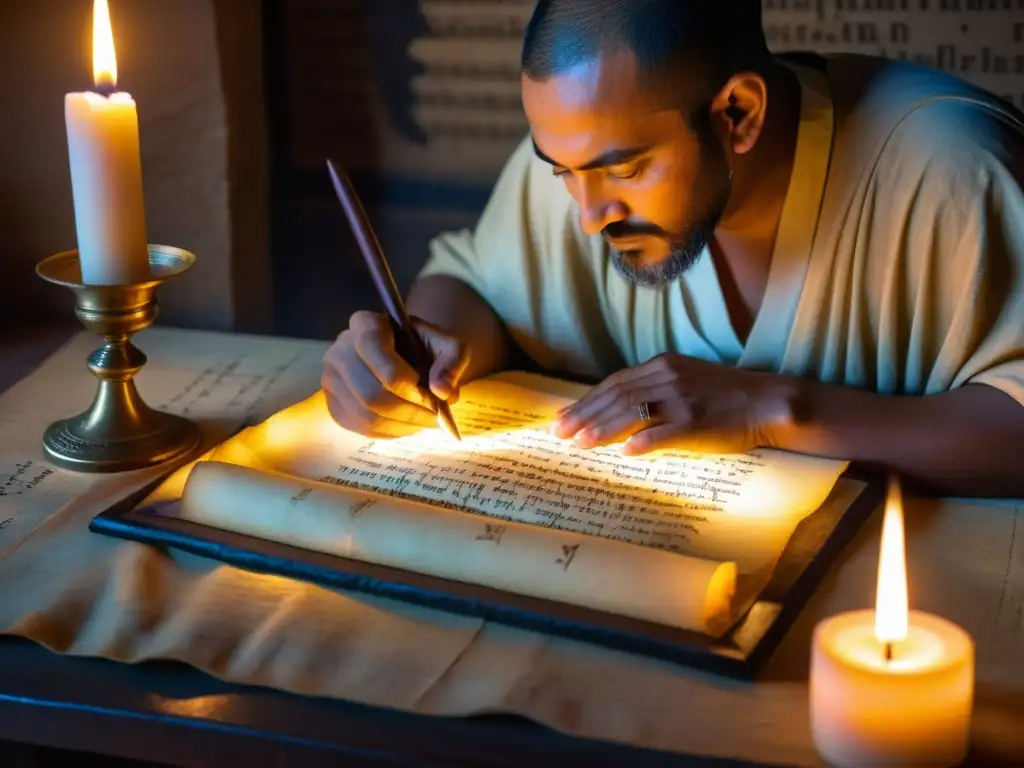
(93, 83, 117, 98)
(884, 642, 894, 662)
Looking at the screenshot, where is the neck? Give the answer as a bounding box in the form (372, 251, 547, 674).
(717, 60, 802, 247)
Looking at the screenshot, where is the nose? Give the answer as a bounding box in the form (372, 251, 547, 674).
(573, 176, 627, 236)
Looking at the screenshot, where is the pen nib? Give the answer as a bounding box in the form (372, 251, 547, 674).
(437, 408, 462, 441)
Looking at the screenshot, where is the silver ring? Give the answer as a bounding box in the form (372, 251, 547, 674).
(637, 402, 651, 422)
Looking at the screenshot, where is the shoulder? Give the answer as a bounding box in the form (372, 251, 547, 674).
(862, 92, 1024, 290)
(816, 59, 1024, 275)
(823, 52, 1020, 124)
(824, 53, 1024, 169)
(820, 55, 1024, 217)
(878, 95, 1024, 218)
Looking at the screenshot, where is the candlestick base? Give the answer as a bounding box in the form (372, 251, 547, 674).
(35, 246, 202, 473)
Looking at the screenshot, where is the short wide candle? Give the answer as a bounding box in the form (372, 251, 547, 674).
(810, 608, 974, 766)
(810, 477, 973, 767)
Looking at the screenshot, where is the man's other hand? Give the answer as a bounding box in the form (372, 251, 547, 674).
(550, 354, 797, 455)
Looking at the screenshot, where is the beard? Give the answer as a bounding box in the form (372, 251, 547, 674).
(607, 133, 733, 288)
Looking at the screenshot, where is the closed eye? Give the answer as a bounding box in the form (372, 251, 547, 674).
(608, 163, 643, 180)
(553, 165, 642, 180)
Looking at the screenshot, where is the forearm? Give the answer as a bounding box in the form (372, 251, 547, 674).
(407, 274, 512, 382)
(770, 378, 1024, 498)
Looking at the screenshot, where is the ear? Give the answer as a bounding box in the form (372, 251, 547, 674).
(710, 73, 768, 155)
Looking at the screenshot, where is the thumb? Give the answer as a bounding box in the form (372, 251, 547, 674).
(414, 320, 469, 401)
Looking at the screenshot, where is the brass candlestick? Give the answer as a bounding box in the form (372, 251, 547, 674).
(35, 245, 202, 473)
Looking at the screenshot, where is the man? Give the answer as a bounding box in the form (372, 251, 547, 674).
(322, 0, 1024, 497)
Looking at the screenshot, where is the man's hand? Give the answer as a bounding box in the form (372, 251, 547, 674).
(550, 354, 797, 455)
(321, 310, 470, 438)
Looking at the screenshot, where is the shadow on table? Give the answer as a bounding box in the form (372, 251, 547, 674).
(0, 740, 172, 768)
(0, 636, 761, 767)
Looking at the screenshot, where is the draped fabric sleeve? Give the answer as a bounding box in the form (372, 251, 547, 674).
(950, 158, 1024, 407)
(871, 99, 1024, 407)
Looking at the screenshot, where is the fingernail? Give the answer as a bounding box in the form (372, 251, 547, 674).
(574, 429, 596, 448)
(436, 372, 460, 399)
(621, 436, 643, 456)
(550, 417, 572, 438)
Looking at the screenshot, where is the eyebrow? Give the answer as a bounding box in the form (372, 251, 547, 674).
(531, 139, 651, 171)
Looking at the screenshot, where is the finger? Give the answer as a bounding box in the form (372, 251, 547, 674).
(415, 320, 470, 401)
(355, 332, 435, 411)
(348, 309, 388, 336)
(323, 325, 431, 436)
(328, 402, 422, 439)
(552, 367, 675, 439)
(554, 356, 673, 420)
(322, 371, 413, 439)
(577, 356, 664, 396)
(428, 348, 469, 402)
(570, 387, 670, 449)
(350, 314, 435, 410)
(333, 350, 439, 430)
(622, 423, 739, 457)
(550, 383, 631, 439)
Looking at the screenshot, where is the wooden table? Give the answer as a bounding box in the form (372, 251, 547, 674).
(0, 327, 715, 767)
(1, 325, 1019, 768)
(0, 634, 702, 767)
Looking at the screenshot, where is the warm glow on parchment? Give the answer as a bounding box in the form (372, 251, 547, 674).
(253, 391, 820, 520)
(874, 476, 909, 644)
(92, 0, 118, 89)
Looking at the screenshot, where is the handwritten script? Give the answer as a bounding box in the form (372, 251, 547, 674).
(0, 328, 328, 547)
(318, 397, 775, 555)
(0, 461, 54, 498)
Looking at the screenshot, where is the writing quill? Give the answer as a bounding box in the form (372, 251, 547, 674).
(326, 159, 462, 441)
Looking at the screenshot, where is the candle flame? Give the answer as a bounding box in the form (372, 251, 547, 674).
(92, 0, 117, 90)
(874, 475, 909, 644)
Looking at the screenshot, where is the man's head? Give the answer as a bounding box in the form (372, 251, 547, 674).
(521, 0, 772, 286)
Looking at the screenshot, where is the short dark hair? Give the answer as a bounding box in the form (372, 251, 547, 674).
(521, 0, 770, 112)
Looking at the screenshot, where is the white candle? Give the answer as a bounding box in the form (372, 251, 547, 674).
(65, 0, 149, 285)
(809, 478, 974, 767)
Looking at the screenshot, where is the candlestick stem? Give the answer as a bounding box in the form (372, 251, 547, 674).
(35, 246, 202, 472)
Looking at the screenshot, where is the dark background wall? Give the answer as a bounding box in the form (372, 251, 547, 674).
(1, 1, 1019, 339)
(0, 0, 271, 333)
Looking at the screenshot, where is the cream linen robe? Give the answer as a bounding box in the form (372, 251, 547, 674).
(418, 54, 1024, 408)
